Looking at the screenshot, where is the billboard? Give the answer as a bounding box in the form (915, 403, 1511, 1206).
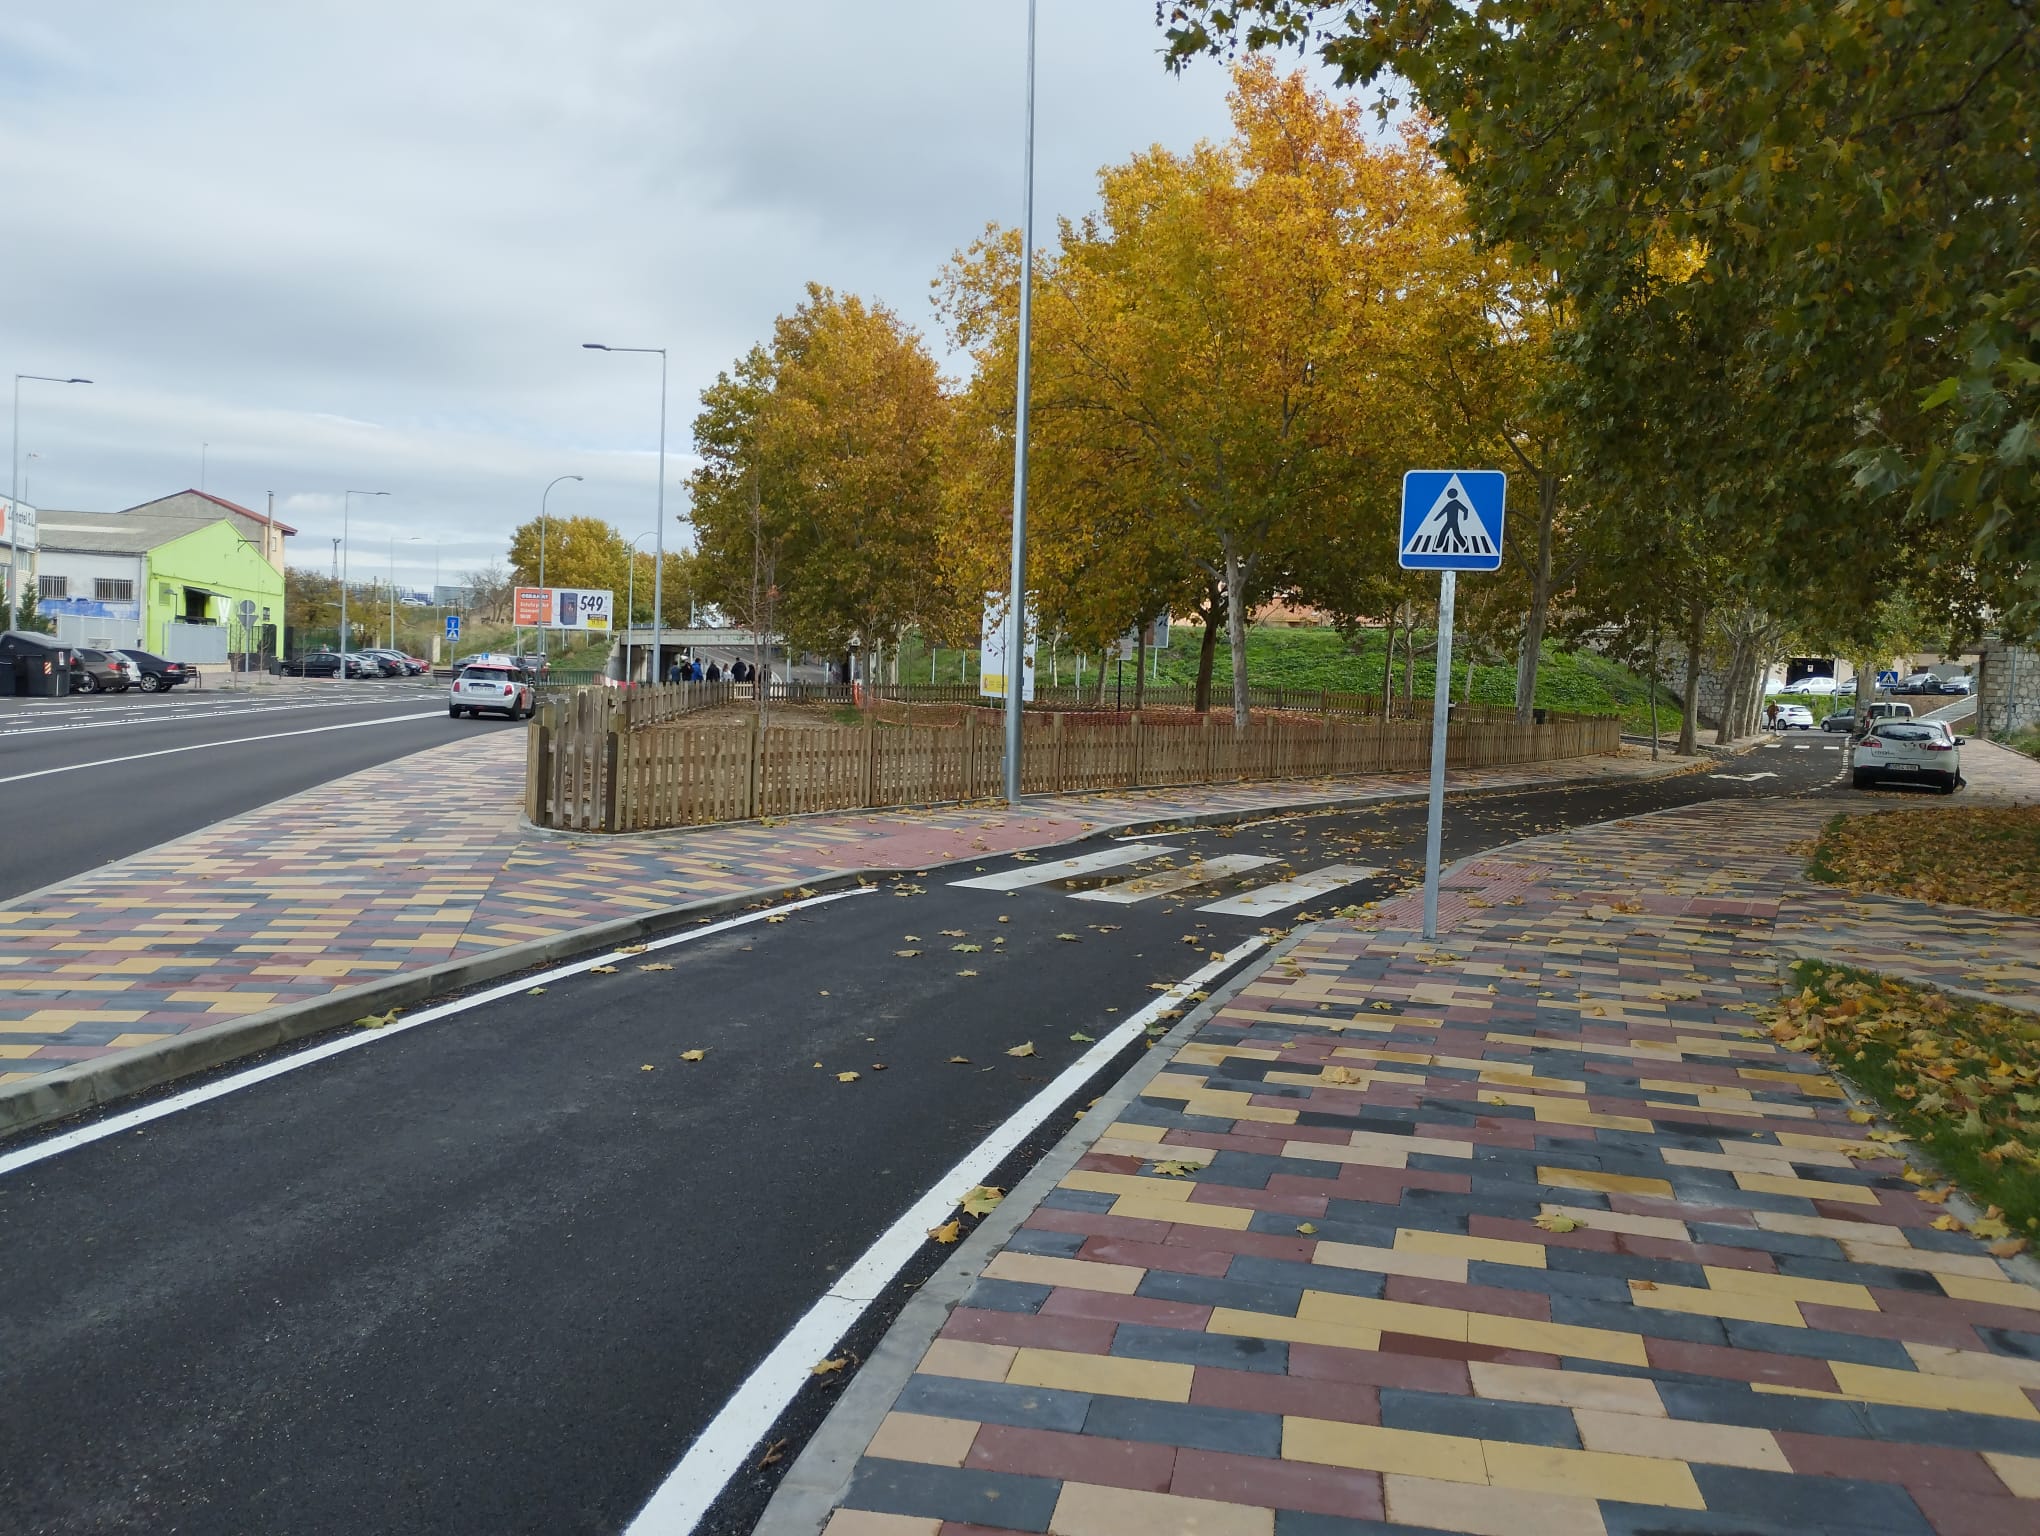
(513, 586, 614, 632)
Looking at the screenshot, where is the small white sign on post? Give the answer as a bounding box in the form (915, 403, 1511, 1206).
(979, 590, 1037, 703)
(1399, 470, 1507, 940)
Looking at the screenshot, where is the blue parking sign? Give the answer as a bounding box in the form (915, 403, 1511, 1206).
(1399, 471, 1506, 572)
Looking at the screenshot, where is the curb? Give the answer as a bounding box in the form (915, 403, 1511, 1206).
(750, 927, 1302, 1536)
(0, 751, 1694, 1145)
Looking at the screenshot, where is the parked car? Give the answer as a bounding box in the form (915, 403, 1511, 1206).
(282, 651, 374, 678)
(106, 651, 143, 689)
(1853, 720, 1964, 794)
(117, 648, 196, 692)
(1793, 675, 1840, 696)
(361, 648, 426, 677)
(1936, 674, 1974, 695)
(350, 651, 403, 677)
(1770, 704, 1813, 729)
(68, 648, 130, 694)
(450, 659, 534, 719)
(512, 653, 552, 680)
(1821, 702, 1915, 732)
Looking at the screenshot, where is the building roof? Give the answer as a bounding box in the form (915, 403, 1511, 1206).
(118, 490, 298, 537)
(37, 509, 253, 556)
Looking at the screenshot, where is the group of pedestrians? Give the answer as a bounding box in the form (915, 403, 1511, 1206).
(665, 655, 762, 687)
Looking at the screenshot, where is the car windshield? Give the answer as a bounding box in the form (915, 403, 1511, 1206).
(1874, 725, 1940, 742)
(465, 668, 516, 682)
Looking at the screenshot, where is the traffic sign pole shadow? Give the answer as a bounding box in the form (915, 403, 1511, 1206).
(1399, 470, 1507, 941)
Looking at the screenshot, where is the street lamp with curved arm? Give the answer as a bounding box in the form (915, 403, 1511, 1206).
(10, 374, 91, 619)
(624, 530, 655, 683)
(538, 473, 583, 656)
(583, 342, 669, 681)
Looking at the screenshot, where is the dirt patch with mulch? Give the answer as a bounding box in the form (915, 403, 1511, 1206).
(1808, 805, 2040, 916)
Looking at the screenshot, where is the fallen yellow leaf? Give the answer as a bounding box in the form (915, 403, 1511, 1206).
(680, 1049, 707, 1063)
(1006, 1042, 1036, 1057)
(959, 1185, 1003, 1217)
(927, 1219, 961, 1245)
(836, 1071, 860, 1083)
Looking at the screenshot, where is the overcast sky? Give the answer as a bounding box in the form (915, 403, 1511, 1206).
(0, 2, 1269, 591)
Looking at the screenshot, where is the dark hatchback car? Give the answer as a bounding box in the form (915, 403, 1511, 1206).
(282, 651, 372, 678)
(117, 648, 195, 692)
(69, 648, 131, 693)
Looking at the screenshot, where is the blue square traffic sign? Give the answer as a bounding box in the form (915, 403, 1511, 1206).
(1399, 470, 1507, 571)
(445, 614, 461, 640)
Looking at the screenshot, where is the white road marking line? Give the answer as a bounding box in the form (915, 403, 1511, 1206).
(1198, 863, 1383, 916)
(1792, 744, 1811, 750)
(1070, 853, 1277, 905)
(950, 842, 1180, 891)
(0, 888, 873, 1178)
(621, 933, 1270, 1536)
(0, 710, 451, 785)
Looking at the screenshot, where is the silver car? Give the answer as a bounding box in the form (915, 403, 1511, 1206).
(1852, 720, 1963, 794)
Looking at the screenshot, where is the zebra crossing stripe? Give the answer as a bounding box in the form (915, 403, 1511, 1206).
(949, 842, 1180, 892)
(1197, 864, 1384, 917)
(1069, 853, 1277, 905)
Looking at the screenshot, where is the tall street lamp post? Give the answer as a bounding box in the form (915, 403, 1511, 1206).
(10, 373, 91, 620)
(341, 490, 389, 680)
(537, 473, 582, 657)
(625, 530, 655, 683)
(583, 343, 668, 684)
(1003, 0, 1039, 804)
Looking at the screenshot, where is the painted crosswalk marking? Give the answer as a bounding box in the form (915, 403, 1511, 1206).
(1197, 864, 1384, 917)
(1069, 853, 1277, 905)
(950, 842, 1180, 892)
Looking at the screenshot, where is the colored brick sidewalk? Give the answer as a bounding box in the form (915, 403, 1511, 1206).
(787, 793, 2040, 1536)
(0, 731, 1686, 1093)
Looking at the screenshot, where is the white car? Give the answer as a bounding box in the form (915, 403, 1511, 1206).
(1795, 675, 1839, 695)
(449, 659, 534, 720)
(1852, 720, 1962, 794)
(1772, 703, 1814, 729)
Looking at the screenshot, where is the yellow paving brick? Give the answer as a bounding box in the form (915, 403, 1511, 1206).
(1700, 1265, 1877, 1312)
(0, 1045, 40, 1059)
(1733, 1170, 1880, 1205)
(919, 1339, 1016, 1382)
(1905, 1343, 2040, 1388)
(1109, 1194, 1254, 1230)
(104, 1032, 170, 1049)
(1662, 1145, 1852, 1175)
(1315, 1241, 1467, 1286)
(981, 1253, 1145, 1296)
(1468, 1362, 1664, 1417)
(1283, 1418, 1486, 1483)
(1828, 1362, 2040, 1420)
(821, 1513, 939, 1536)
(1049, 1481, 1273, 1536)
(1984, 1451, 2040, 1499)
(1536, 1204, 1690, 1241)
(1937, 1273, 2040, 1312)
(1537, 1167, 1675, 1199)
(1841, 1241, 2006, 1280)
(1384, 1474, 1606, 1536)
(1206, 1307, 1382, 1354)
(1063, 1171, 1194, 1202)
(1573, 1409, 1787, 1471)
(863, 1411, 979, 1468)
(1396, 1229, 1546, 1269)
(1089, 1136, 1214, 1164)
(1277, 1138, 1410, 1169)
(1103, 1121, 1167, 1144)
(1466, 1314, 1651, 1369)
(1481, 1439, 1705, 1507)
(1005, 1347, 1192, 1403)
(1298, 1291, 1468, 1342)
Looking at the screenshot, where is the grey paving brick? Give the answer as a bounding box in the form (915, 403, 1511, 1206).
(845, 1456, 1061, 1533)
(1111, 1322, 1289, 1375)
(1246, 1209, 1400, 1249)
(1275, 1515, 1430, 1536)
(1657, 1380, 1873, 1438)
(1718, 1318, 1916, 1371)
(1860, 1401, 2040, 1457)
(1771, 1253, 1947, 1294)
(1687, 1222, 1845, 1261)
(1006, 1226, 1087, 1258)
(1228, 1252, 1389, 1301)
(1686, 1465, 1932, 1535)
(1136, 1267, 1305, 1316)
(1466, 1260, 1631, 1305)
(893, 1373, 1091, 1433)
(1600, 1500, 1889, 1536)
(1039, 1188, 1119, 1215)
(1083, 1394, 1283, 1457)
(1980, 1325, 2040, 1358)
(1546, 1247, 1709, 1288)
(1548, 1294, 1728, 1345)
(1379, 1387, 1579, 1448)
(963, 1277, 1051, 1314)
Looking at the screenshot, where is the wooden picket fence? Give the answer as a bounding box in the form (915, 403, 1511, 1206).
(526, 689, 1622, 833)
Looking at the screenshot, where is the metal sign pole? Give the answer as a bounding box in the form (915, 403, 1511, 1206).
(1421, 570, 1457, 941)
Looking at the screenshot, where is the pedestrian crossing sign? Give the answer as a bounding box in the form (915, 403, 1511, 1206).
(1399, 470, 1506, 571)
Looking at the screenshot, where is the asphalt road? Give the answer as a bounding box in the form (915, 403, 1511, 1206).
(0, 682, 518, 901)
(0, 741, 1847, 1536)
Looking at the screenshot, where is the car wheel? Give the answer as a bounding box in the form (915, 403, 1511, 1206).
(74, 674, 94, 694)
(450, 705, 464, 718)
(139, 674, 161, 692)
(1939, 775, 1958, 795)
(1852, 769, 1875, 789)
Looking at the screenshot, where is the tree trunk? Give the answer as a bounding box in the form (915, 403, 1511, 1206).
(1647, 617, 1661, 761)
(1379, 610, 1398, 721)
(1678, 603, 1706, 756)
(1402, 604, 1417, 705)
(1221, 533, 1252, 732)
(1193, 600, 1220, 714)
(1716, 623, 1753, 746)
(1514, 470, 1558, 725)
(1134, 624, 1147, 711)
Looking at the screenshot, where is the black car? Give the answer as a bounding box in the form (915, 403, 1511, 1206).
(355, 651, 406, 678)
(117, 648, 195, 692)
(69, 648, 130, 694)
(282, 651, 372, 678)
